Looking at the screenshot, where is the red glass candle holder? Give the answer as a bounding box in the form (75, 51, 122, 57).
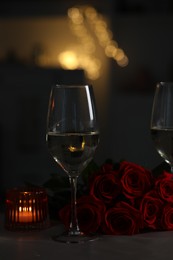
(5, 187, 50, 231)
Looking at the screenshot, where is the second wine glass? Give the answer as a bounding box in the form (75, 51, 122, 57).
(46, 84, 99, 243)
(150, 82, 173, 173)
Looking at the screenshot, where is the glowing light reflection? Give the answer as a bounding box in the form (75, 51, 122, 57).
(58, 51, 79, 69)
(57, 5, 129, 80)
(86, 85, 94, 120)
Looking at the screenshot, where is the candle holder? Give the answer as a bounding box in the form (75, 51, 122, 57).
(5, 187, 50, 231)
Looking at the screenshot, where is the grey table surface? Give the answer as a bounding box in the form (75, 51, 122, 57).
(0, 214, 173, 260)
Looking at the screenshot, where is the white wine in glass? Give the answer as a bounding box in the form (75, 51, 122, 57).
(150, 82, 173, 173)
(46, 84, 99, 243)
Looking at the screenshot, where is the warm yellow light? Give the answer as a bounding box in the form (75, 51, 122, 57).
(68, 140, 85, 152)
(83, 40, 95, 53)
(85, 62, 101, 80)
(84, 6, 97, 20)
(58, 51, 79, 70)
(114, 48, 125, 61)
(68, 8, 83, 24)
(95, 20, 107, 29)
(117, 55, 129, 67)
(66, 5, 129, 80)
(78, 55, 101, 80)
(19, 206, 32, 212)
(70, 24, 87, 37)
(86, 69, 100, 80)
(105, 45, 118, 57)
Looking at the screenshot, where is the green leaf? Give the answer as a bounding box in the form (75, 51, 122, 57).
(43, 173, 69, 192)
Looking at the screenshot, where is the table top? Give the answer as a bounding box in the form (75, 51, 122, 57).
(1, 214, 173, 260)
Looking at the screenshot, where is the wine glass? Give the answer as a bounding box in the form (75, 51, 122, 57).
(46, 84, 99, 243)
(150, 82, 173, 173)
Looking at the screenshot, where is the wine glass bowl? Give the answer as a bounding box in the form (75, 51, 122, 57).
(47, 132, 99, 177)
(150, 82, 173, 173)
(46, 84, 99, 243)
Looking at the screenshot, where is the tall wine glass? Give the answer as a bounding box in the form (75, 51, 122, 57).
(46, 84, 99, 243)
(150, 82, 173, 173)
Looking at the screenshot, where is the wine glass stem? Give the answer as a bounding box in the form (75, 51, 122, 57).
(68, 176, 80, 236)
(171, 165, 173, 174)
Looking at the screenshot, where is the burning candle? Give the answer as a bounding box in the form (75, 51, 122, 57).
(5, 187, 49, 230)
(18, 206, 33, 223)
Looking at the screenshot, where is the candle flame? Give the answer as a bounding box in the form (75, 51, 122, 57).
(19, 206, 32, 212)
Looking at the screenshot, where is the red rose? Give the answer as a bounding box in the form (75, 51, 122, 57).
(155, 171, 173, 202)
(120, 161, 153, 201)
(140, 190, 164, 230)
(59, 195, 105, 234)
(161, 203, 173, 230)
(102, 201, 143, 235)
(90, 173, 121, 205)
(101, 161, 115, 173)
(89, 161, 119, 184)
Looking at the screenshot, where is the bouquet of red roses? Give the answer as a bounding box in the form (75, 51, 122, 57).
(58, 160, 173, 235)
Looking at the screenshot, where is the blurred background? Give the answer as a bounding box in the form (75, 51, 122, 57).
(0, 0, 172, 193)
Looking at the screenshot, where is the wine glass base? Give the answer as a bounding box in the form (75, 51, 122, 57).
(52, 232, 99, 244)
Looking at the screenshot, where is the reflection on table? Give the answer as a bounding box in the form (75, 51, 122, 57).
(0, 214, 173, 260)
